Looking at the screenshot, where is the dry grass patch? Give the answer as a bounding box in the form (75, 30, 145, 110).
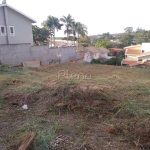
(1, 63, 150, 149)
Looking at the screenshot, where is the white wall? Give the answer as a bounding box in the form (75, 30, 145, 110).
(138, 55, 150, 62)
(84, 53, 92, 63)
(142, 43, 150, 52)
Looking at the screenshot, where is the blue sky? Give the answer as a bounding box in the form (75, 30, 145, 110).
(5, 0, 150, 37)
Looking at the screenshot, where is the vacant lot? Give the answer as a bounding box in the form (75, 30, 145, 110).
(0, 62, 150, 150)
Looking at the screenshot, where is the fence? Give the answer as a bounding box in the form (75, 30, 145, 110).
(0, 44, 80, 66)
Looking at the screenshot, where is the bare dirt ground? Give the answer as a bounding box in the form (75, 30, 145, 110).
(0, 62, 150, 150)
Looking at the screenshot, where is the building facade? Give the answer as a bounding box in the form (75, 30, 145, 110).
(0, 0, 36, 45)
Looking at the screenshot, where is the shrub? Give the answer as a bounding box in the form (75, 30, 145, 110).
(81, 43, 89, 47)
(90, 59, 101, 64)
(106, 58, 117, 65)
(116, 56, 123, 66)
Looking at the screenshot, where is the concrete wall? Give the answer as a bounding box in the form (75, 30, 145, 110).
(0, 44, 31, 65)
(0, 44, 80, 66)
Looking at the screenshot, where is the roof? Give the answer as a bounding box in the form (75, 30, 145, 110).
(121, 59, 137, 65)
(126, 49, 141, 55)
(124, 44, 142, 50)
(0, 4, 36, 23)
(109, 48, 124, 52)
(129, 62, 143, 67)
(129, 61, 150, 67)
(136, 52, 150, 58)
(85, 47, 109, 54)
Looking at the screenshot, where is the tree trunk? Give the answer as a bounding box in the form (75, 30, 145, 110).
(78, 33, 79, 50)
(54, 28, 55, 47)
(67, 32, 68, 46)
(74, 35, 75, 46)
(51, 35, 52, 48)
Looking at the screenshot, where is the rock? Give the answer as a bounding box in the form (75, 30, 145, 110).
(50, 135, 74, 150)
(22, 104, 28, 110)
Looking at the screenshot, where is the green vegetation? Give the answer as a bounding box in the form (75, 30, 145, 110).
(90, 51, 124, 66)
(32, 14, 88, 47)
(42, 16, 63, 47)
(32, 25, 50, 46)
(95, 38, 112, 49)
(90, 59, 101, 64)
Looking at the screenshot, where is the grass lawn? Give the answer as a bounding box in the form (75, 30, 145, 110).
(0, 62, 150, 150)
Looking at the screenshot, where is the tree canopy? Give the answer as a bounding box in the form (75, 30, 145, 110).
(32, 14, 88, 47)
(32, 25, 50, 45)
(96, 38, 112, 49)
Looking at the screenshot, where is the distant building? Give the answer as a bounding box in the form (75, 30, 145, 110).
(50, 40, 77, 48)
(109, 48, 124, 56)
(121, 43, 150, 66)
(83, 47, 110, 63)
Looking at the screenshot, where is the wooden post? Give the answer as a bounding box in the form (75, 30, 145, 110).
(18, 132, 37, 150)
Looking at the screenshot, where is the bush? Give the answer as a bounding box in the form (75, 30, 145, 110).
(81, 43, 89, 47)
(90, 59, 101, 64)
(116, 56, 123, 66)
(106, 58, 117, 65)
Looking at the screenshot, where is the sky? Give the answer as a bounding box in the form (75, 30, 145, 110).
(5, 0, 150, 37)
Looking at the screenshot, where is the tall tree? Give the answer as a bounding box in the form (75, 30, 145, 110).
(136, 27, 143, 33)
(102, 32, 111, 39)
(121, 34, 133, 47)
(60, 14, 74, 45)
(96, 38, 112, 49)
(32, 25, 50, 45)
(121, 27, 134, 47)
(42, 16, 63, 47)
(133, 28, 150, 44)
(76, 22, 88, 46)
(124, 27, 133, 33)
(72, 21, 79, 45)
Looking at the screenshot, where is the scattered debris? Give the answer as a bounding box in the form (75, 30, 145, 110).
(22, 104, 28, 110)
(18, 132, 37, 150)
(50, 135, 74, 150)
(23, 60, 41, 68)
(105, 125, 118, 134)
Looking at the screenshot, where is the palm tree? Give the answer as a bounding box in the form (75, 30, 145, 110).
(76, 22, 88, 47)
(42, 16, 63, 47)
(60, 14, 74, 46)
(71, 21, 77, 46)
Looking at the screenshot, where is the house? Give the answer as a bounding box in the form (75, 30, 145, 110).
(108, 48, 124, 56)
(54, 40, 77, 48)
(0, 0, 36, 45)
(121, 43, 150, 66)
(83, 47, 110, 63)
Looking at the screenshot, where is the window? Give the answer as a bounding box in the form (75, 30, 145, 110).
(138, 58, 143, 61)
(0, 26, 6, 36)
(9, 26, 15, 36)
